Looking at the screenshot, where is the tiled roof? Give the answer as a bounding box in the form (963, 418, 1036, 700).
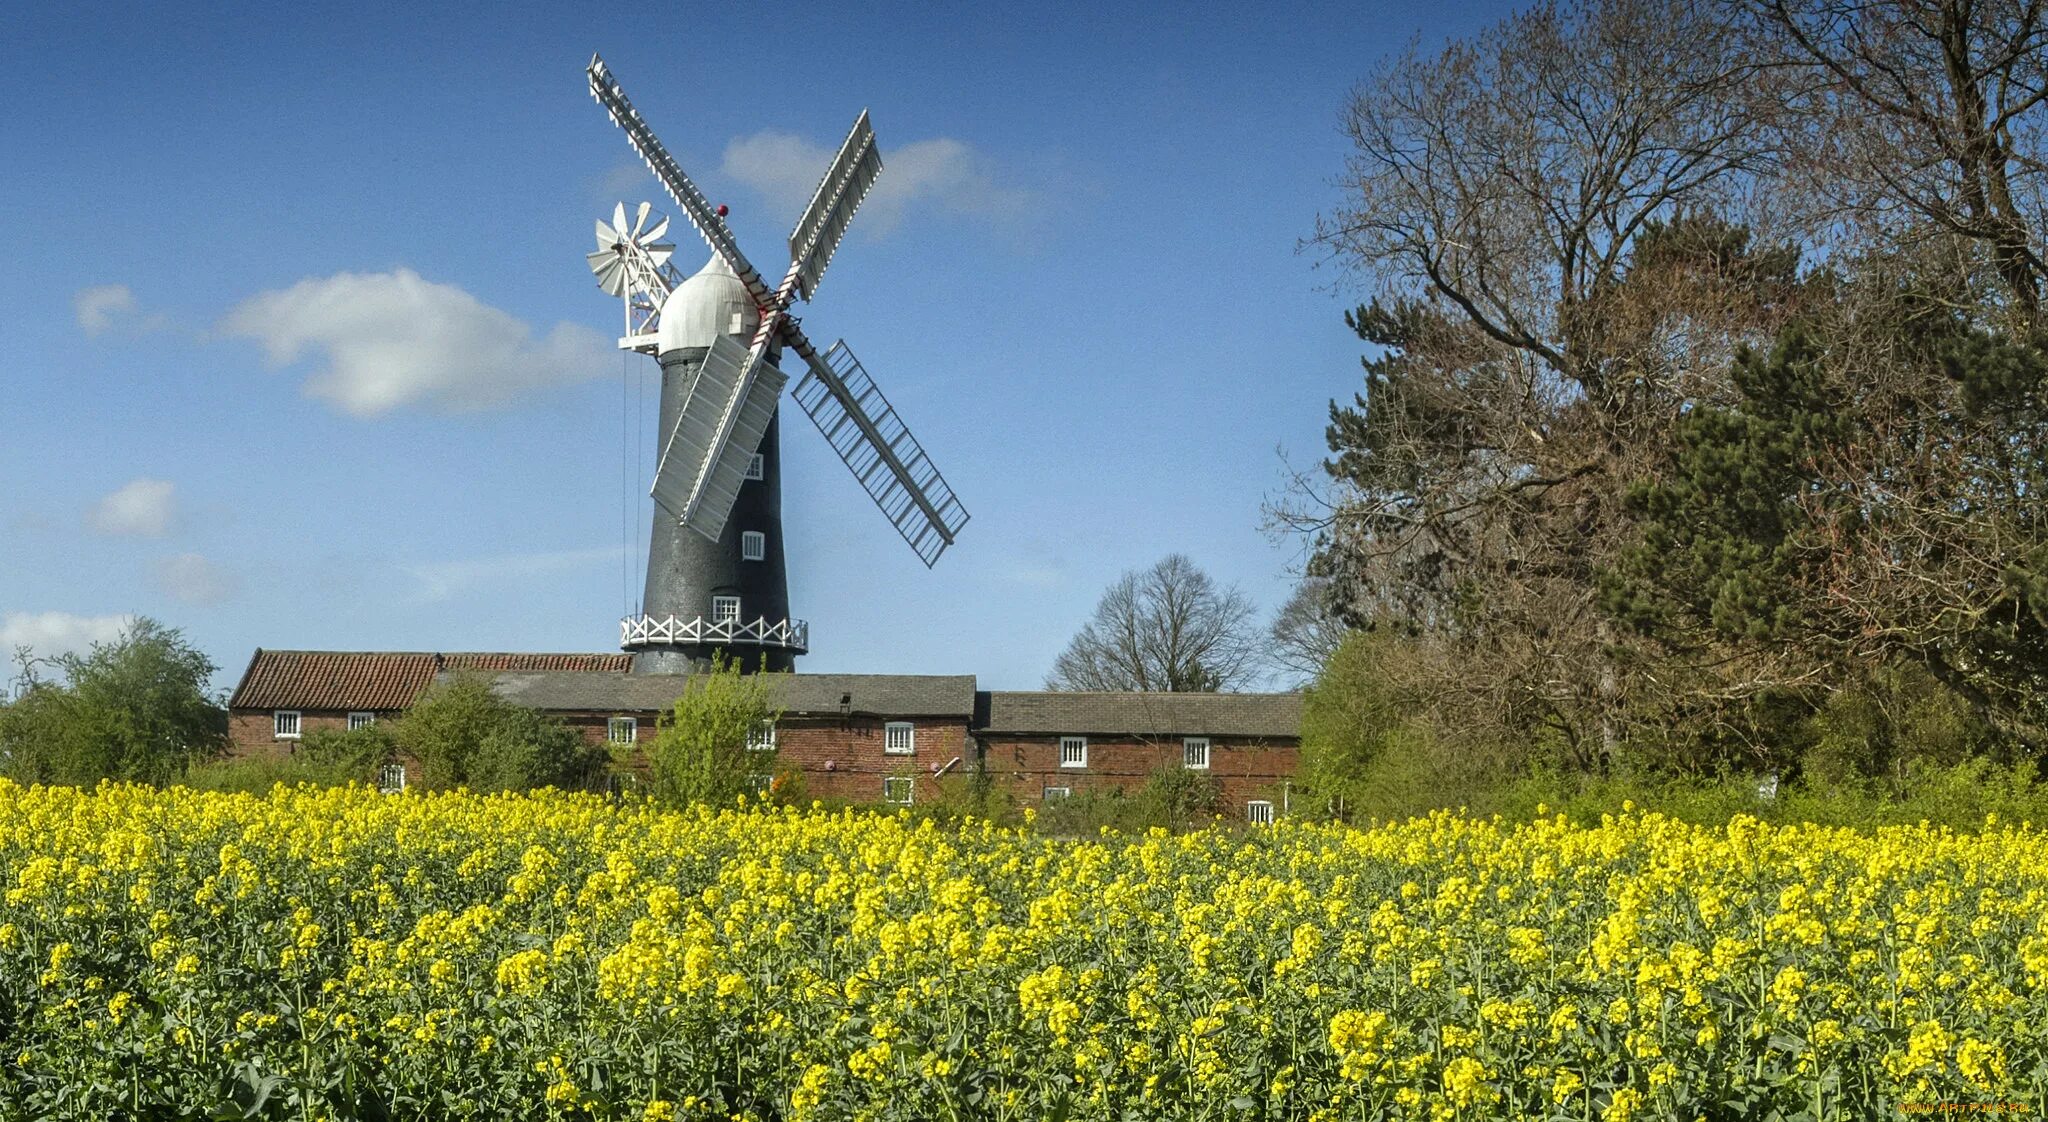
(228, 650, 631, 711)
(471, 670, 978, 718)
(980, 690, 1305, 740)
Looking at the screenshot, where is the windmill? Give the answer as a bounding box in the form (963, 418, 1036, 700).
(584, 55, 970, 673)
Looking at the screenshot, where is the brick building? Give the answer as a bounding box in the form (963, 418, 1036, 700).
(225, 651, 632, 756)
(225, 650, 1304, 820)
(977, 691, 1303, 819)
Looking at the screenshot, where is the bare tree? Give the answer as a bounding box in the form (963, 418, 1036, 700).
(1286, 0, 1792, 762)
(1047, 555, 1262, 692)
(1752, 0, 2048, 315)
(1269, 578, 1351, 687)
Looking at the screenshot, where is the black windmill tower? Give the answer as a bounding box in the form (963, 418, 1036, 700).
(583, 56, 970, 674)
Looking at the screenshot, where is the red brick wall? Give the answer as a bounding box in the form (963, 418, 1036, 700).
(981, 734, 1300, 813)
(503, 710, 971, 805)
(226, 705, 1300, 816)
(226, 709, 392, 759)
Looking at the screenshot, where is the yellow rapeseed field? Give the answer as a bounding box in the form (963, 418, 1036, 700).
(0, 779, 2042, 1120)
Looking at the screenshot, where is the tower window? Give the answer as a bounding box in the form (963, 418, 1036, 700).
(741, 531, 765, 561)
(745, 453, 764, 480)
(711, 596, 741, 623)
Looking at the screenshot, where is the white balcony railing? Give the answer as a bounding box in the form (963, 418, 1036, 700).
(620, 614, 810, 653)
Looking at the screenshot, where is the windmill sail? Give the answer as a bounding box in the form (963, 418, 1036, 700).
(792, 340, 969, 567)
(651, 335, 789, 539)
(788, 111, 882, 301)
(587, 56, 774, 308)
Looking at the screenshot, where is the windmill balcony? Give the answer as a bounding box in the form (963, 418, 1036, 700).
(620, 614, 810, 654)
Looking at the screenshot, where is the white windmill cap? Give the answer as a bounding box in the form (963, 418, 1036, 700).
(657, 252, 760, 354)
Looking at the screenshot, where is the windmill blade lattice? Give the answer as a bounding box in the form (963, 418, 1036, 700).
(585, 53, 969, 576)
(793, 340, 969, 567)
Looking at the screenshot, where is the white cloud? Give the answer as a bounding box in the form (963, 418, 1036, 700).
(74, 284, 136, 335)
(87, 478, 178, 538)
(402, 546, 625, 603)
(0, 611, 134, 665)
(153, 553, 239, 605)
(73, 284, 170, 337)
(722, 131, 1038, 237)
(219, 269, 612, 417)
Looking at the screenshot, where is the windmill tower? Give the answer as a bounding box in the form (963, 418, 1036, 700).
(584, 55, 970, 674)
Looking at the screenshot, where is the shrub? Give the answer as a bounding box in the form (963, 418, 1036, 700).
(643, 656, 783, 807)
(394, 675, 599, 792)
(0, 618, 225, 785)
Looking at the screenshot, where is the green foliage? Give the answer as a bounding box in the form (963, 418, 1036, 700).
(393, 675, 597, 792)
(643, 656, 784, 808)
(297, 724, 397, 781)
(1295, 630, 1515, 820)
(0, 618, 225, 785)
(1138, 761, 1219, 823)
(1605, 326, 1840, 645)
(1802, 663, 1994, 786)
(179, 753, 363, 794)
(1031, 763, 1221, 836)
(1607, 313, 2048, 754)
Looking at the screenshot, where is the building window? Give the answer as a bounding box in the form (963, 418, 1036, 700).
(747, 721, 777, 752)
(608, 717, 637, 745)
(347, 711, 376, 731)
(1247, 800, 1275, 826)
(884, 722, 915, 755)
(377, 763, 407, 794)
(273, 710, 301, 740)
(745, 453, 764, 480)
(748, 774, 773, 796)
(1058, 736, 1088, 769)
(1183, 737, 1210, 770)
(883, 776, 914, 805)
(711, 595, 741, 623)
(741, 531, 765, 561)
(1042, 785, 1072, 800)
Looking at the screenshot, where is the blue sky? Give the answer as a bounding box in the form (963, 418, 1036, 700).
(0, 0, 1511, 693)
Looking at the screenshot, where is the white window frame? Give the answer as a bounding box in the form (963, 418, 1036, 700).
(1183, 737, 1210, 770)
(1247, 800, 1275, 826)
(273, 710, 301, 740)
(377, 763, 407, 794)
(607, 716, 637, 745)
(741, 531, 765, 561)
(1058, 736, 1088, 769)
(883, 776, 914, 805)
(746, 720, 777, 752)
(748, 773, 773, 796)
(884, 721, 915, 755)
(347, 711, 376, 731)
(745, 453, 764, 481)
(1042, 785, 1072, 800)
(711, 596, 741, 623)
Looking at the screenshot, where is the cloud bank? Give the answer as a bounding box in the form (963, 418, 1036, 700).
(154, 553, 239, 606)
(402, 546, 625, 604)
(0, 611, 134, 664)
(721, 132, 1037, 237)
(87, 478, 178, 538)
(220, 269, 611, 416)
(73, 284, 171, 337)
